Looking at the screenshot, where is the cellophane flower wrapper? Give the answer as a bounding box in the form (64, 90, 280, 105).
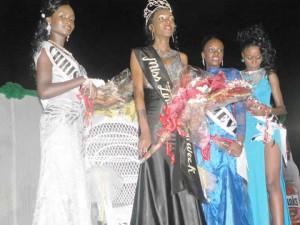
(111, 68, 133, 104)
(180, 98, 210, 150)
(207, 79, 253, 112)
(210, 134, 234, 153)
(141, 66, 252, 162)
(93, 68, 133, 110)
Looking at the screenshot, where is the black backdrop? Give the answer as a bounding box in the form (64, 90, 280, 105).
(1, 0, 300, 167)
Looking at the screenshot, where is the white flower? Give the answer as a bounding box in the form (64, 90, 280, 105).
(196, 85, 211, 94)
(90, 78, 105, 88)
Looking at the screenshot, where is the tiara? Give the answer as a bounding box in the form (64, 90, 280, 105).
(144, 0, 172, 26)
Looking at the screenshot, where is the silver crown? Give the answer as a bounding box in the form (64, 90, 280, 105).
(144, 0, 172, 26)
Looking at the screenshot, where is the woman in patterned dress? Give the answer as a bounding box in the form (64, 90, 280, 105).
(31, 1, 95, 224)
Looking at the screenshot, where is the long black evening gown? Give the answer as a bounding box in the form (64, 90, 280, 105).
(130, 51, 206, 225)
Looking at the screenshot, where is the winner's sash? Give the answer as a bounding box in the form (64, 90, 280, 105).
(133, 47, 172, 103)
(133, 46, 205, 201)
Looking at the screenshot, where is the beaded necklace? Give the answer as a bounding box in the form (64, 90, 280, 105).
(48, 40, 73, 57)
(241, 68, 266, 89)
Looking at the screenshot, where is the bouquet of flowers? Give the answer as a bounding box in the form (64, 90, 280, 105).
(77, 69, 134, 126)
(93, 68, 133, 110)
(141, 66, 252, 163)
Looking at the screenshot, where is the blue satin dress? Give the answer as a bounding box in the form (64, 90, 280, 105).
(196, 68, 251, 225)
(242, 70, 291, 225)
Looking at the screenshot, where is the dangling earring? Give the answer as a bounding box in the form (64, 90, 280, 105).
(172, 34, 174, 43)
(202, 58, 205, 67)
(221, 60, 224, 67)
(46, 23, 51, 36)
(241, 58, 245, 63)
(66, 36, 70, 42)
(151, 31, 154, 40)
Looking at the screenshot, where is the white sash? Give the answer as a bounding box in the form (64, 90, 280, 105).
(206, 107, 237, 136)
(207, 107, 248, 181)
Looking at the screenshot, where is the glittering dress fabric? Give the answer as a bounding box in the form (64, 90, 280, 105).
(196, 68, 251, 225)
(241, 71, 291, 225)
(130, 52, 206, 225)
(32, 41, 92, 225)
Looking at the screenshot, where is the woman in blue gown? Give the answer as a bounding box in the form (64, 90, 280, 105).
(196, 35, 251, 225)
(237, 24, 291, 225)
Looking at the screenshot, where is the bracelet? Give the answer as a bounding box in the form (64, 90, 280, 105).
(268, 107, 272, 115)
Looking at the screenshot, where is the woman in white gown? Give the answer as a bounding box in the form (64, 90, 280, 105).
(31, 1, 95, 224)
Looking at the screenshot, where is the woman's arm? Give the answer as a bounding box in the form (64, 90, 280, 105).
(268, 72, 286, 116)
(36, 48, 86, 100)
(229, 69, 245, 156)
(130, 50, 151, 156)
(179, 52, 188, 67)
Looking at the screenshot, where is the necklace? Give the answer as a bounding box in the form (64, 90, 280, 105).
(154, 47, 177, 59)
(48, 40, 73, 57)
(242, 68, 266, 89)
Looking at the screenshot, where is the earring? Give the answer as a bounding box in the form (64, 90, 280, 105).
(202, 58, 205, 66)
(151, 31, 154, 40)
(221, 60, 223, 67)
(241, 58, 245, 63)
(66, 36, 70, 42)
(46, 23, 51, 36)
(172, 34, 174, 43)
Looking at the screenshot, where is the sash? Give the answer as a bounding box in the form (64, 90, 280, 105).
(48, 44, 81, 79)
(206, 107, 237, 136)
(254, 114, 287, 165)
(133, 47, 205, 201)
(133, 47, 172, 104)
(207, 106, 248, 181)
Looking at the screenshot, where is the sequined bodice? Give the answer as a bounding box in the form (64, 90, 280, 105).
(144, 51, 183, 90)
(241, 68, 266, 90)
(241, 68, 271, 106)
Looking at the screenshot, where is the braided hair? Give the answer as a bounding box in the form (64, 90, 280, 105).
(237, 23, 276, 74)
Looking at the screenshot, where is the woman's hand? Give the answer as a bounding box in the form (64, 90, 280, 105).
(81, 79, 98, 99)
(138, 130, 152, 157)
(246, 98, 268, 116)
(228, 141, 243, 157)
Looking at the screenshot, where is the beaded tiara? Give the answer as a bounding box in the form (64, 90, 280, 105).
(144, 0, 172, 26)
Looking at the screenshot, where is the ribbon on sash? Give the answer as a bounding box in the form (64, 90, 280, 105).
(133, 46, 206, 201)
(254, 114, 288, 165)
(207, 106, 248, 181)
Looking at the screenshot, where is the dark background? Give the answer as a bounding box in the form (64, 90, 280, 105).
(1, 0, 300, 166)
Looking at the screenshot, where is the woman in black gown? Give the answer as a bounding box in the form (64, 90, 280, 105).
(129, 0, 206, 224)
